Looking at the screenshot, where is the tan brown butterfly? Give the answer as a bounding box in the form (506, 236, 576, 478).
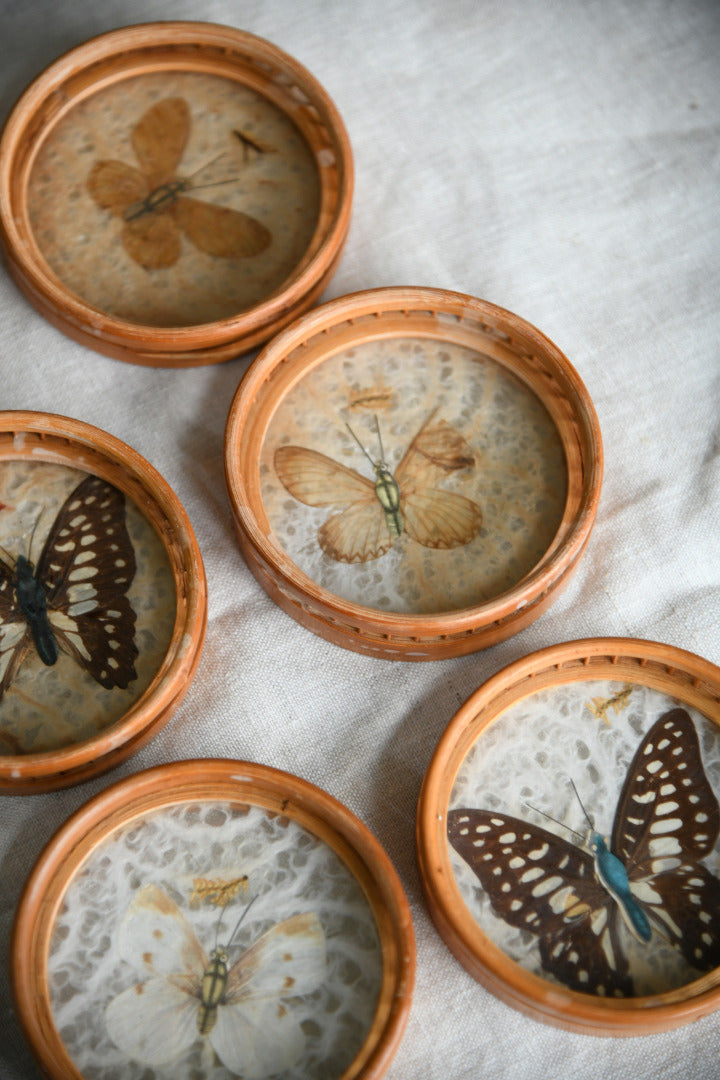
(274, 412, 483, 563)
(87, 97, 272, 270)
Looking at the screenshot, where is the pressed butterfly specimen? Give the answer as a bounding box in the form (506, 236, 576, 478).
(274, 411, 483, 563)
(0, 474, 137, 701)
(448, 709, 720, 997)
(87, 97, 272, 270)
(105, 883, 326, 1077)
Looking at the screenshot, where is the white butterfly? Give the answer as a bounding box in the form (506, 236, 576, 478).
(105, 883, 326, 1078)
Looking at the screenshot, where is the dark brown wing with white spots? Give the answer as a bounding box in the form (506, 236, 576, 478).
(0, 559, 30, 701)
(611, 709, 720, 971)
(447, 808, 633, 996)
(38, 475, 138, 689)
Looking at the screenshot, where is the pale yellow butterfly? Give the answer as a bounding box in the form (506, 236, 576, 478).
(105, 883, 326, 1077)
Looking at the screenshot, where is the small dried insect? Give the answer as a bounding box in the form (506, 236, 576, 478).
(233, 128, 277, 161)
(0, 474, 137, 701)
(105, 883, 326, 1077)
(274, 410, 482, 562)
(189, 875, 249, 908)
(449, 709, 720, 997)
(586, 685, 634, 725)
(348, 382, 395, 413)
(87, 97, 272, 269)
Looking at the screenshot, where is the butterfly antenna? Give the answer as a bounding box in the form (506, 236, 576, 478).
(188, 177, 240, 192)
(222, 894, 260, 952)
(570, 779, 595, 830)
(27, 510, 44, 562)
(345, 421, 376, 467)
(373, 415, 387, 465)
(186, 151, 227, 179)
(186, 152, 239, 190)
(525, 802, 585, 842)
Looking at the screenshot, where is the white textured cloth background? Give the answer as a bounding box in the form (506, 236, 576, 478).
(1, 1, 719, 1078)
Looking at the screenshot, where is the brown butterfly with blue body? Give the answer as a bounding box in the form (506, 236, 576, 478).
(449, 709, 720, 997)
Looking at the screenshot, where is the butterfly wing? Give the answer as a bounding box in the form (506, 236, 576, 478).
(113, 882, 208, 979)
(448, 808, 633, 996)
(611, 708, 720, 971)
(105, 975, 201, 1067)
(401, 488, 482, 549)
(275, 444, 392, 561)
(210, 912, 326, 1078)
(174, 195, 271, 258)
(0, 560, 30, 702)
(86, 160, 149, 216)
(319, 501, 395, 562)
(104, 883, 206, 1066)
(395, 417, 482, 549)
(396, 415, 476, 488)
(131, 96, 190, 186)
(38, 475, 138, 690)
(224, 912, 326, 1000)
(274, 445, 375, 507)
(122, 212, 182, 269)
(86, 156, 181, 268)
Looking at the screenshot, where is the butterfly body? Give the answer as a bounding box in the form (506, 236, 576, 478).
(123, 178, 191, 222)
(198, 946, 230, 1035)
(590, 834, 652, 943)
(448, 709, 720, 997)
(372, 462, 403, 538)
(13, 554, 58, 666)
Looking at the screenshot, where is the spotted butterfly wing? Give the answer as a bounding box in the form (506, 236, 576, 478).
(0, 475, 137, 701)
(448, 709, 720, 997)
(0, 564, 31, 697)
(448, 807, 634, 996)
(105, 884, 326, 1076)
(610, 708, 720, 971)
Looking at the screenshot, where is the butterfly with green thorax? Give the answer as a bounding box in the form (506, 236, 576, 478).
(274, 410, 483, 563)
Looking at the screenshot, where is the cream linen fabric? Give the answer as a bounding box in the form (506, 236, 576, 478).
(1, 1, 719, 1078)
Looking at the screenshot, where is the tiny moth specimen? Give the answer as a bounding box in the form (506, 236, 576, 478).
(233, 128, 277, 162)
(586, 685, 634, 725)
(105, 883, 326, 1077)
(448, 709, 720, 997)
(87, 97, 272, 270)
(274, 411, 483, 562)
(0, 474, 137, 701)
